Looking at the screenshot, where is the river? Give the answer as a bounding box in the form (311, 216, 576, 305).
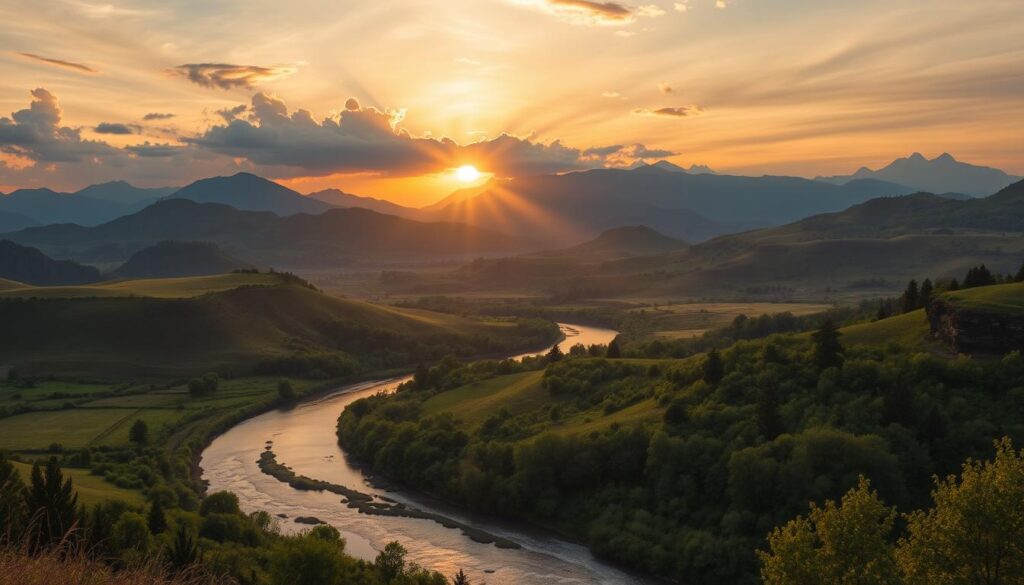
(201, 323, 659, 584)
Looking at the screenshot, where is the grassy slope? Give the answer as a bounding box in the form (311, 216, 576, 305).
(840, 310, 933, 348)
(0, 273, 542, 378)
(0, 272, 282, 299)
(10, 461, 144, 507)
(0, 277, 24, 291)
(422, 359, 668, 438)
(942, 281, 1024, 314)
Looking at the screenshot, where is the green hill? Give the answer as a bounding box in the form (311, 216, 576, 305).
(0, 273, 557, 378)
(113, 241, 253, 279)
(940, 281, 1024, 314)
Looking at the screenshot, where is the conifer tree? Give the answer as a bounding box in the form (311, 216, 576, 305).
(605, 338, 622, 359)
(703, 349, 725, 386)
(148, 498, 167, 534)
(812, 319, 844, 370)
(25, 458, 79, 549)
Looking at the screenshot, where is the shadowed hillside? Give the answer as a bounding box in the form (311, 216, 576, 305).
(113, 241, 253, 278)
(0, 240, 100, 285)
(0, 273, 558, 377)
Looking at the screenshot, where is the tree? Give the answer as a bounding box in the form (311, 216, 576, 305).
(0, 453, 27, 543)
(606, 338, 622, 359)
(812, 319, 844, 370)
(963, 264, 995, 288)
(147, 499, 167, 534)
(546, 343, 564, 363)
(1016, 262, 1024, 283)
(897, 438, 1024, 585)
(901, 279, 920, 314)
(452, 568, 471, 585)
(25, 457, 79, 549)
(278, 379, 297, 402)
(760, 477, 900, 585)
(413, 363, 430, 390)
(918, 279, 934, 310)
(757, 385, 783, 441)
(188, 372, 220, 398)
(129, 419, 148, 447)
(199, 491, 240, 516)
(947, 277, 960, 291)
(703, 349, 724, 386)
(270, 532, 348, 585)
(375, 540, 407, 582)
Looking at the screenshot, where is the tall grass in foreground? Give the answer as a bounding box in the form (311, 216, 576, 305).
(0, 545, 232, 585)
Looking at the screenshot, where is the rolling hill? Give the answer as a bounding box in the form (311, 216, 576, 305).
(429, 166, 914, 245)
(168, 172, 334, 215)
(551, 225, 687, 260)
(817, 152, 1020, 196)
(113, 241, 253, 279)
(593, 179, 1024, 296)
(308, 188, 421, 219)
(7, 198, 530, 267)
(0, 240, 101, 286)
(0, 273, 558, 377)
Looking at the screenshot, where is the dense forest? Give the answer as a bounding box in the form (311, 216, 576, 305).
(338, 323, 1024, 583)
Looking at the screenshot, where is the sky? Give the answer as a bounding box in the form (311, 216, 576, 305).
(1, 0, 1023, 206)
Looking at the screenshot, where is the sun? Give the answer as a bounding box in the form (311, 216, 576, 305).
(455, 164, 481, 182)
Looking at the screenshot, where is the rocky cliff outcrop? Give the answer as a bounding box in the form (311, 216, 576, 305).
(928, 298, 1024, 354)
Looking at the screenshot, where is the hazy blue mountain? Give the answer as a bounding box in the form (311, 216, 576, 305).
(308, 188, 422, 219)
(553, 225, 687, 259)
(75, 181, 178, 205)
(431, 166, 915, 245)
(0, 210, 39, 233)
(0, 239, 101, 285)
(9, 199, 530, 267)
(168, 172, 335, 216)
(113, 241, 253, 278)
(817, 153, 1021, 196)
(0, 188, 136, 226)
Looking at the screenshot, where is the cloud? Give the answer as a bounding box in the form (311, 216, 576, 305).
(171, 63, 297, 90)
(215, 104, 248, 123)
(512, 0, 648, 26)
(16, 52, 98, 74)
(620, 143, 676, 158)
(658, 83, 673, 94)
(636, 4, 666, 17)
(0, 88, 118, 162)
(190, 92, 672, 178)
(94, 122, 139, 135)
(142, 112, 175, 121)
(632, 105, 703, 117)
(602, 91, 622, 98)
(674, 1, 687, 11)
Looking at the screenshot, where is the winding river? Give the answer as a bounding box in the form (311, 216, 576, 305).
(201, 323, 659, 584)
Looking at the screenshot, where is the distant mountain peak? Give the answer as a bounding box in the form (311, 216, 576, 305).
(818, 152, 1021, 197)
(170, 173, 333, 216)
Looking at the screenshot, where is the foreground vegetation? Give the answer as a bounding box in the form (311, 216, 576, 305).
(0, 273, 560, 584)
(338, 317, 1024, 583)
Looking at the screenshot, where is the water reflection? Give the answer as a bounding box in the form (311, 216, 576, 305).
(201, 324, 658, 584)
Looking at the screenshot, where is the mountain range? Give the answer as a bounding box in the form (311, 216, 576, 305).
(427, 165, 914, 245)
(816, 152, 1020, 196)
(597, 178, 1024, 295)
(6, 198, 527, 268)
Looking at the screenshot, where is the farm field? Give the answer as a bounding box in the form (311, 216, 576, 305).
(10, 461, 145, 507)
(0, 377, 316, 452)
